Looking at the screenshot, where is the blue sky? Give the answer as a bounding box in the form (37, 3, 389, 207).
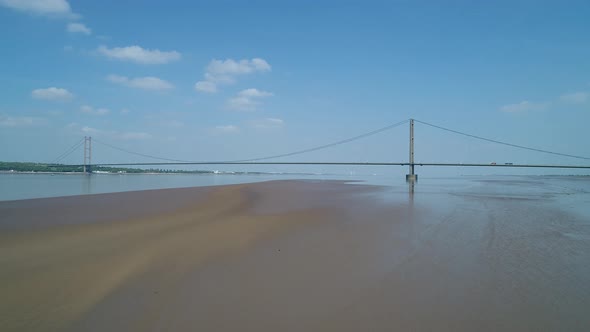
(1, 0, 589, 175)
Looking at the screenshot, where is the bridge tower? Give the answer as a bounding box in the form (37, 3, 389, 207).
(406, 119, 417, 182)
(83, 136, 92, 174)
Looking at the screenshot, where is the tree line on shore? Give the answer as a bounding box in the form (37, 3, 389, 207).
(0, 161, 214, 174)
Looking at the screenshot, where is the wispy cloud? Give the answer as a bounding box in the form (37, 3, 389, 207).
(249, 118, 284, 129)
(66, 22, 90, 34)
(80, 125, 101, 134)
(560, 92, 588, 104)
(107, 74, 174, 91)
(208, 58, 271, 75)
(31, 87, 74, 101)
(97, 45, 181, 65)
(194, 81, 217, 93)
(69, 123, 151, 140)
(238, 88, 273, 98)
(227, 88, 273, 111)
(80, 105, 109, 116)
(0, 114, 47, 127)
(0, 0, 78, 18)
(195, 58, 271, 93)
(499, 100, 548, 113)
(214, 125, 239, 133)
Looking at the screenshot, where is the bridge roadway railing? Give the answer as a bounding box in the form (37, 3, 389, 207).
(49, 162, 590, 170)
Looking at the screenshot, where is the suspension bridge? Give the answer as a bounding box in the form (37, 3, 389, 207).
(47, 119, 590, 181)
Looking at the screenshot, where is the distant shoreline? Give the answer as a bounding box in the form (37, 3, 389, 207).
(0, 170, 321, 176)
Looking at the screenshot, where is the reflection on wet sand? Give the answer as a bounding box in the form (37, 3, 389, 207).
(1, 178, 589, 332)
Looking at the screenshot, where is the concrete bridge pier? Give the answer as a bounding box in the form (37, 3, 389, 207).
(406, 119, 417, 182)
(406, 169, 417, 182)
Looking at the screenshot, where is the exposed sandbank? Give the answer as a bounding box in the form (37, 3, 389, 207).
(1, 179, 589, 331)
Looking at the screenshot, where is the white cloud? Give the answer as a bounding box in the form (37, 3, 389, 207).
(250, 118, 284, 129)
(80, 105, 92, 113)
(31, 87, 73, 101)
(81, 125, 101, 134)
(0, 114, 46, 127)
(204, 72, 235, 84)
(97, 45, 181, 64)
(227, 88, 273, 111)
(207, 58, 271, 75)
(0, 0, 77, 18)
(95, 108, 110, 115)
(251, 58, 272, 72)
(238, 88, 273, 98)
(107, 74, 174, 90)
(67, 22, 90, 34)
(215, 125, 239, 133)
(560, 92, 588, 104)
(195, 58, 271, 93)
(499, 100, 548, 113)
(80, 105, 110, 116)
(227, 96, 258, 110)
(194, 81, 217, 93)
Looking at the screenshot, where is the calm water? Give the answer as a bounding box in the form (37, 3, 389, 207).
(1, 173, 589, 221)
(0, 172, 392, 201)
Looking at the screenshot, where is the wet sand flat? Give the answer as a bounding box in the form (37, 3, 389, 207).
(1, 179, 590, 331)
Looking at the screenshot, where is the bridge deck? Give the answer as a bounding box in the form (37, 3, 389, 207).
(50, 162, 590, 169)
